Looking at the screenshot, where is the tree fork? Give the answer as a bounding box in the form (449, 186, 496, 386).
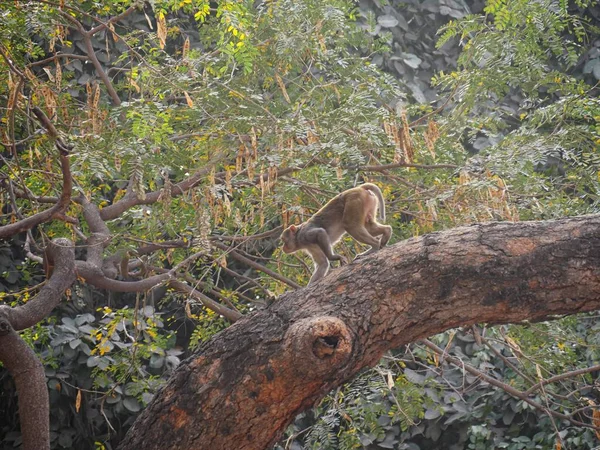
(120, 215, 600, 450)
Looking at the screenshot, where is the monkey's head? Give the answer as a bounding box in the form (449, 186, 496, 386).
(280, 224, 300, 253)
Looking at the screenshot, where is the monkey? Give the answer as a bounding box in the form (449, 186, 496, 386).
(280, 183, 392, 285)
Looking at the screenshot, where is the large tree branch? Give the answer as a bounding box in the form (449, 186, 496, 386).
(0, 330, 50, 450)
(0, 238, 76, 330)
(120, 215, 600, 450)
(0, 238, 75, 450)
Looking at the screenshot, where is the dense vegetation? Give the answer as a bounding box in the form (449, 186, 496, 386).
(1, 0, 600, 448)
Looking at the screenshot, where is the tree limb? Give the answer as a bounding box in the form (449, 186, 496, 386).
(0, 238, 76, 450)
(0, 330, 50, 450)
(362, 162, 458, 171)
(87, 2, 141, 36)
(120, 215, 600, 450)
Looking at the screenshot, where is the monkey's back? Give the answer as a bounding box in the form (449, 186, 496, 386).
(307, 186, 371, 244)
(309, 193, 346, 228)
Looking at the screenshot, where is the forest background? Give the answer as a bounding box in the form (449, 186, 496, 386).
(2, 0, 600, 449)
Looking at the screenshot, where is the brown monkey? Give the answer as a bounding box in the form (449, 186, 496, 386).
(280, 183, 392, 285)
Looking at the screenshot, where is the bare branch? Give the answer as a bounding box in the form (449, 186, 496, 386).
(80, 32, 121, 106)
(88, 2, 141, 36)
(99, 151, 227, 221)
(218, 265, 273, 299)
(478, 332, 535, 384)
(76, 261, 172, 292)
(212, 241, 302, 289)
(26, 53, 89, 68)
(79, 199, 112, 267)
(168, 280, 243, 322)
(524, 364, 600, 396)
(210, 227, 282, 242)
(134, 239, 191, 256)
(75, 248, 206, 293)
(53, 9, 121, 105)
(362, 162, 459, 171)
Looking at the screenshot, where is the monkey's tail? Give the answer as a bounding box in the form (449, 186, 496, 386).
(361, 183, 386, 221)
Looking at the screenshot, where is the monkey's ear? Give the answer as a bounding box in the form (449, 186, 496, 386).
(290, 225, 298, 233)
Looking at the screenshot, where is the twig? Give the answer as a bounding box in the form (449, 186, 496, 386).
(210, 227, 282, 242)
(168, 280, 242, 322)
(218, 265, 273, 299)
(363, 162, 458, 172)
(524, 364, 600, 396)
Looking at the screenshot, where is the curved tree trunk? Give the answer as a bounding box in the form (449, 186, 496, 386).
(120, 215, 600, 450)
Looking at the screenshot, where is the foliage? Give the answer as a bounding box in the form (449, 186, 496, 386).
(1, 0, 600, 448)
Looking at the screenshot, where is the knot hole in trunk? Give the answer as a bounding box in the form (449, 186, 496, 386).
(285, 316, 353, 376)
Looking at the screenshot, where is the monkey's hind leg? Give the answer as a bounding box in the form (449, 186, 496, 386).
(346, 225, 382, 260)
(366, 221, 393, 247)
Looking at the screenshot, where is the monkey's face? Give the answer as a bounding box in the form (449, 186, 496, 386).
(280, 225, 299, 253)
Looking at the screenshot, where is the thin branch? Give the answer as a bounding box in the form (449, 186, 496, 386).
(407, 84, 459, 128)
(10, 184, 60, 204)
(27, 53, 89, 68)
(363, 162, 459, 172)
(168, 280, 243, 322)
(212, 241, 302, 289)
(524, 364, 600, 396)
(210, 227, 282, 242)
(53, 9, 121, 105)
(88, 2, 141, 36)
(0, 45, 26, 79)
(479, 333, 535, 384)
(218, 265, 273, 299)
(134, 239, 191, 256)
(80, 32, 121, 106)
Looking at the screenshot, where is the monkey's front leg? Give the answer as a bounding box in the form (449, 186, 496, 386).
(309, 228, 347, 265)
(308, 249, 330, 285)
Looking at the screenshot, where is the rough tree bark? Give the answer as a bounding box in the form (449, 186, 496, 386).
(119, 215, 600, 450)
